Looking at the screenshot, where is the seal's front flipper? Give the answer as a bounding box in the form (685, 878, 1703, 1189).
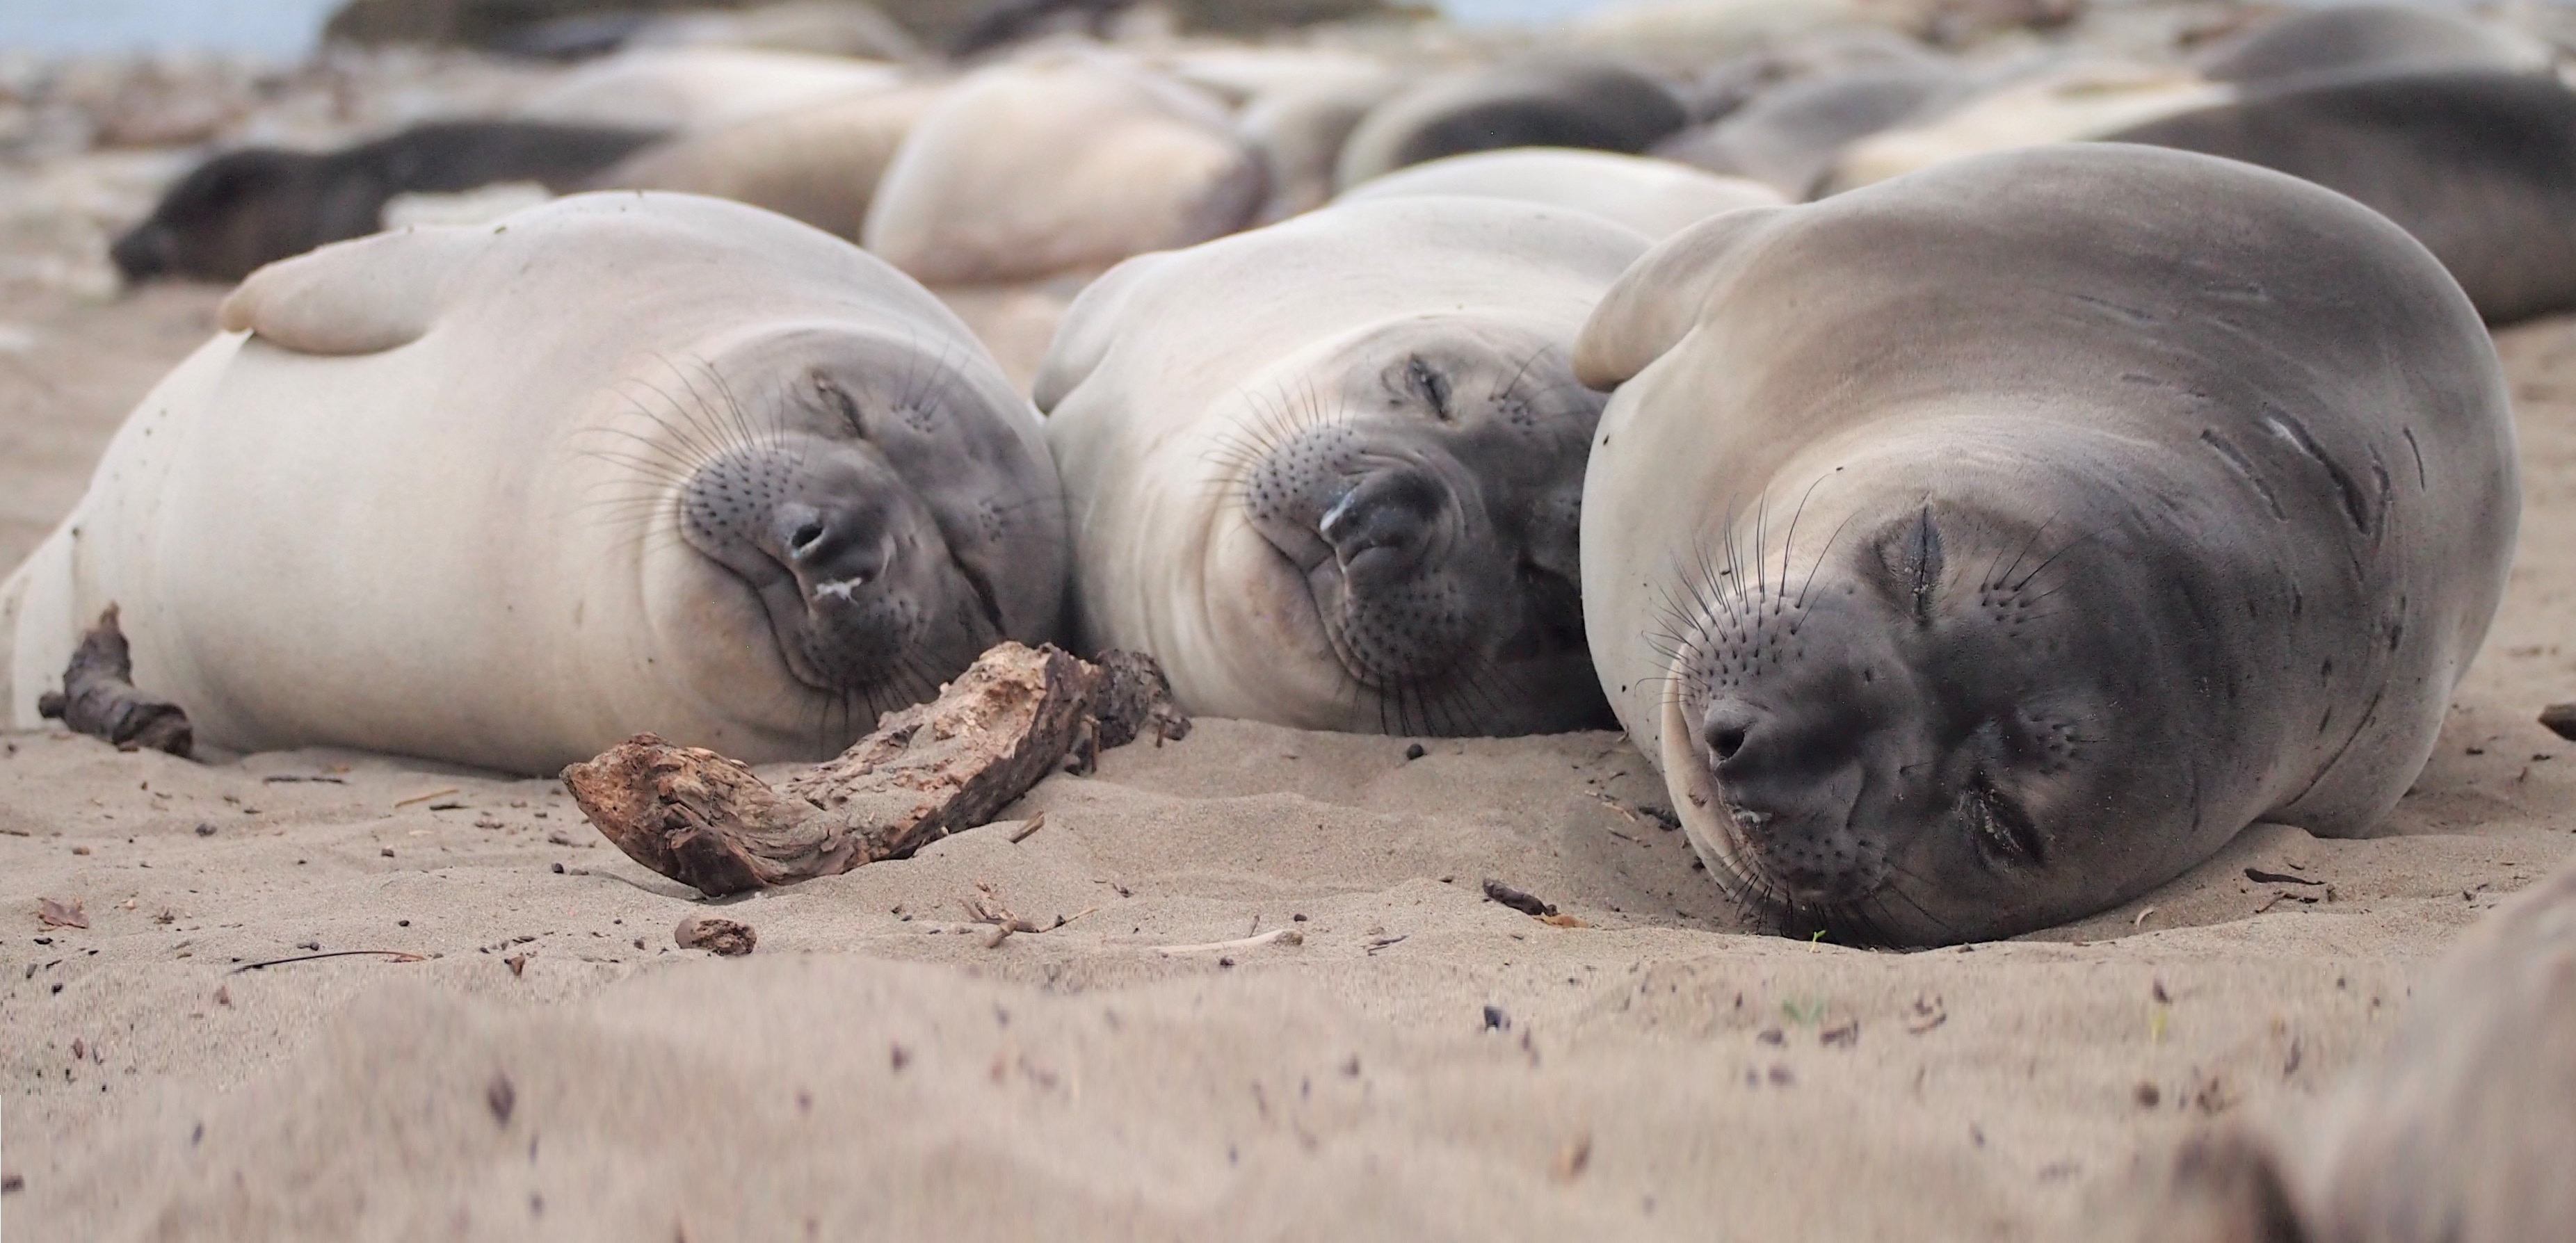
(1572, 204, 1787, 391)
(216, 225, 484, 356)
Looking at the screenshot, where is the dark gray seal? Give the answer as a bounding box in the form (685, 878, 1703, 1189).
(1575, 144, 2517, 945)
(1653, 61, 1970, 199)
(1332, 60, 1689, 190)
(111, 120, 665, 284)
(2108, 68, 2576, 325)
(2196, 3, 2550, 88)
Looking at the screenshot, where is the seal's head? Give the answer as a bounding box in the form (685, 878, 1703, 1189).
(1657, 462, 2214, 945)
(112, 149, 344, 284)
(620, 325, 1064, 744)
(1223, 315, 1612, 736)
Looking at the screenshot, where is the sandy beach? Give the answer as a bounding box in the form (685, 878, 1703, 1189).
(4, 33, 2576, 1243)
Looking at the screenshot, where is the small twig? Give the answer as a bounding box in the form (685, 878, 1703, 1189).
(394, 787, 459, 809)
(1007, 812, 1049, 844)
(2133, 905, 2158, 928)
(230, 949, 427, 973)
(1154, 928, 1303, 955)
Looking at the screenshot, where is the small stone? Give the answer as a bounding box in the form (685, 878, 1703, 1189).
(675, 914, 757, 957)
(193, 822, 215, 836)
(2135, 1082, 2162, 1108)
(1403, 742, 1426, 761)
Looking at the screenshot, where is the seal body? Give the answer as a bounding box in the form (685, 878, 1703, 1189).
(593, 81, 943, 239)
(1334, 148, 1783, 240)
(6, 193, 1065, 774)
(1036, 197, 1649, 736)
(1654, 62, 1967, 198)
(2196, 3, 2549, 86)
(514, 47, 908, 131)
(1825, 61, 2224, 192)
(1576, 145, 2515, 943)
(1333, 60, 1689, 190)
(110, 122, 664, 283)
(862, 49, 1262, 285)
(2108, 70, 2576, 325)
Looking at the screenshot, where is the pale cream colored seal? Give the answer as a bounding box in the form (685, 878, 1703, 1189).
(1335, 147, 1785, 241)
(1, 193, 1063, 774)
(1036, 197, 1649, 736)
(862, 49, 1262, 285)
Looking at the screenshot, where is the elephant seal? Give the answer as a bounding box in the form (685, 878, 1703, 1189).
(1826, 60, 2224, 192)
(2123, 857, 2576, 1243)
(1333, 60, 1689, 190)
(2197, 3, 2550, 88)
(2107, 69, 2576, 325)
(593, 81, 943, 239)
(6, 193, 1064, 774)
(109, 121, 664, 284)
(1655, 61, 1968, 198)
(1335, 148, 1783, 241)
(1234, 67, 1403, 221)
(862, 49, 1262, 285)
(1035, 197, 1650, 736)
(515, 47, 908, 131)
(1574, 145, 2515, 944)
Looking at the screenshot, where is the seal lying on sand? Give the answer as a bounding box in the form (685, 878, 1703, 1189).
(1036, 197, 1649, 736)
(1575, 145, 2516, 944)
(862, 49, 1262, 285)
(594, 81, 944, 240)
(1333, 60, 1689, 190)
(1335, 148, 1782, 241)
(2130, 855, 2576, 1243)
(2107, 69, 2576, 325)
(6, 193, 1064, 774)
(109, 121, 663, 284)
(2195, 3, 2550, 87)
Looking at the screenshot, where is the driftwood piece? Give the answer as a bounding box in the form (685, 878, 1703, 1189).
(35, 605, 193, 757)
(563, 643, 1187, 897)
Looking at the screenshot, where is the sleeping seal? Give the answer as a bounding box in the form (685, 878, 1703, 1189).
(2196, 3, 2550, 87)
(1035, 197, 1649, 736)
(109, 121, 664, 284)
(1333, 60, 1689, 190)
(2107, 69, 2576, 325)
(5, 193, 1064, 774)
(862, 49, 1262, 285)
(1575, 145, 2515, 943)
(2125, 855, 2576, 1243)
(1334, 148, 1784, 241)
(592, 81, 944, 240)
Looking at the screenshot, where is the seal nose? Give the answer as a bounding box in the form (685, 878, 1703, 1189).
(773, 503, 892, 601)
(1702, 701, 1760, 767)
(1318, 466, 1444, 579)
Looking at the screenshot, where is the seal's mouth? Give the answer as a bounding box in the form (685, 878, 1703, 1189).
(678, 438, 998, 703)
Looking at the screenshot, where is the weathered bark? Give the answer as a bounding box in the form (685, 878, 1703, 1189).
(36, 604, 193, 758)
(563, 642, 1186, 897)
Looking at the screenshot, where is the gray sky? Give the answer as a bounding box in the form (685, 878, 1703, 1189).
(0, 0, 1603, 60)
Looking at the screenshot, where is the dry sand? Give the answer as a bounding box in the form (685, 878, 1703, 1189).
(6, 76, 2576, 1243)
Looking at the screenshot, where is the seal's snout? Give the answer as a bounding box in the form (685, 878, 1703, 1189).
(1319, 466, 1445, 579)
(772, 501, 893, 596)
(111, 225, 173, 282)
(1693, 696, 1883, 904)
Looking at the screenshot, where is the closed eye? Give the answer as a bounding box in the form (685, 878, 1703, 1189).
(1964, 769, 2045, 868)
(1405, 357, 1454, 421)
